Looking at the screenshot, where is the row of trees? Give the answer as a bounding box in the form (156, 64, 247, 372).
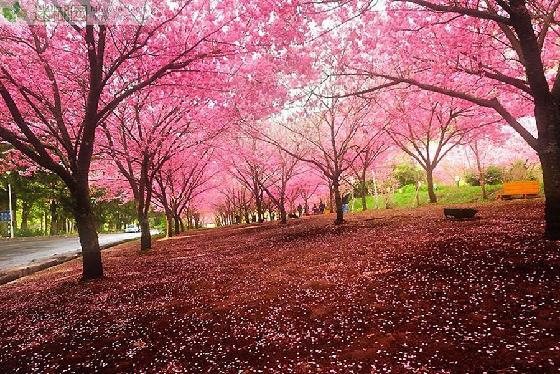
(0, 168, 138, 236)
(1, 0, 558, 281)
(0, 0, 313, 278)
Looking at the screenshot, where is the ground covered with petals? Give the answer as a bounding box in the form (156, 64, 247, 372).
(1, 200, 559, 373)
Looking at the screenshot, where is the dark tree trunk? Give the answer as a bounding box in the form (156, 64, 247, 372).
(509, 5, 560, 239)
(136, 197, 151, 251)
(257, 191, 265, 223)
(279, 206, 287, 224)
(426, 166, 437, 203)
(71, 184, 103, 279)
(165, 210, 173, 238)
(540, 151, 560, 240)
(333, 180, 344, 224)
(139, 213, 151, 251)
(479, 172, 488, 200)
(473, 142, 488, 200)
(20, 200, 31, 231)
(328, 183, 334, 212)
(43, 210, 48, 236)
(185, 210, 192, 229)
(360, 173, 368, 211)
(174, 213, 181, 234)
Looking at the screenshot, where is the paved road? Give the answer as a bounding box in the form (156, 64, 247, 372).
(0, 232, 154, 271)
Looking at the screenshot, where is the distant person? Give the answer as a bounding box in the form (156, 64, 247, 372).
(312, 204, 319, 215)
(342, 193, 351, 213)
(319, 200, 325, 214)
(297, 204, 303, 217)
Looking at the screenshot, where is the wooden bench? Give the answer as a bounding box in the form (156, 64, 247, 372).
(444, 208, 478, 219)
(497, 181, 540, 200)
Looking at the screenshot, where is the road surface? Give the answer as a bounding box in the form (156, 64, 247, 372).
(0, 232, 156, 271)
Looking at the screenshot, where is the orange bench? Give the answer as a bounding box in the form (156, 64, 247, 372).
(497, 181, 540, 200)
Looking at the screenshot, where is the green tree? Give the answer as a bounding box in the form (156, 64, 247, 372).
(392, 162, 424, 188)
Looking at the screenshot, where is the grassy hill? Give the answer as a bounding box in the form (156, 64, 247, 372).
(350, 184, 505, 210)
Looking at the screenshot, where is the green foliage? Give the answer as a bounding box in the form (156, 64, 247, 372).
(485, 166, 504, 185)
(464, 165, 504, 186)
(1, 2, 21, 22)
(92, 190, 137, 232)
(15, 227, 44, 237)
(351, 184, 503, 210)
(1, 169, 141, 237)
(392, 162, 424, 187)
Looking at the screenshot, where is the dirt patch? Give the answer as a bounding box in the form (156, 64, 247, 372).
(0, 200, 559, 373)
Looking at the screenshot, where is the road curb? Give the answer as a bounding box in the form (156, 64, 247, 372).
(0, 238, 138, 286)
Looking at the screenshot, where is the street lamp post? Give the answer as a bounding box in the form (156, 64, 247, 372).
(8, 183, 14, 238)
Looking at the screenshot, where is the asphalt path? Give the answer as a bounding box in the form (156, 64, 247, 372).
(0, 232, 155, 271)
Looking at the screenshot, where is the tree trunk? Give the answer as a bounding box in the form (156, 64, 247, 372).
(71, 185, 103, 279)
(256, 191, 265, 223)
(480, 173, 488, 200)
(20, 200, 30, 231)
(540, 151, 560, 240)
(360, 178, 367, 211)
(328, 183, 334, 212)
(186, 210, 192, 229)
(426, 166, 437, 203)
(174, 213, 181, 234)
(473, 142, 488, 200)
(333, 180, 344, 224)
(139, 213, 151, 251)
(165, 210, 173, 238)
(279, 206, 287, 224)
(43, 210, 48, 236)
(180, 217, 185, 232)
(136, 196, 151, 251)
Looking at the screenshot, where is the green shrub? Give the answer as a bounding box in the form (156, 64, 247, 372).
(392, 162, 424, 187)
(465, 165, 504, 186)
(485, 166, 504, 185)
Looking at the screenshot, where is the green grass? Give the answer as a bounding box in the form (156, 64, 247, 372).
(350, 184, 504, 211)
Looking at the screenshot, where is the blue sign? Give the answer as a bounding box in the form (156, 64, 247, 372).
(0, 211, 11, 222)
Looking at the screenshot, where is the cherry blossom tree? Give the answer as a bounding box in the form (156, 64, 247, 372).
(214, 180, 254, 226)
(384, 93, 484, 203)
(154, 146, 218, 237)
(463, 127, 509, 199)
(262, 96, 373, 224)
(100, 92, 194, 250)
(227, 138, 273, 223)
(258, 146, 302, 224)
(349, 119, 389, 211)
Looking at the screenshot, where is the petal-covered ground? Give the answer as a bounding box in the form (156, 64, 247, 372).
(1, 200, 559, 373)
